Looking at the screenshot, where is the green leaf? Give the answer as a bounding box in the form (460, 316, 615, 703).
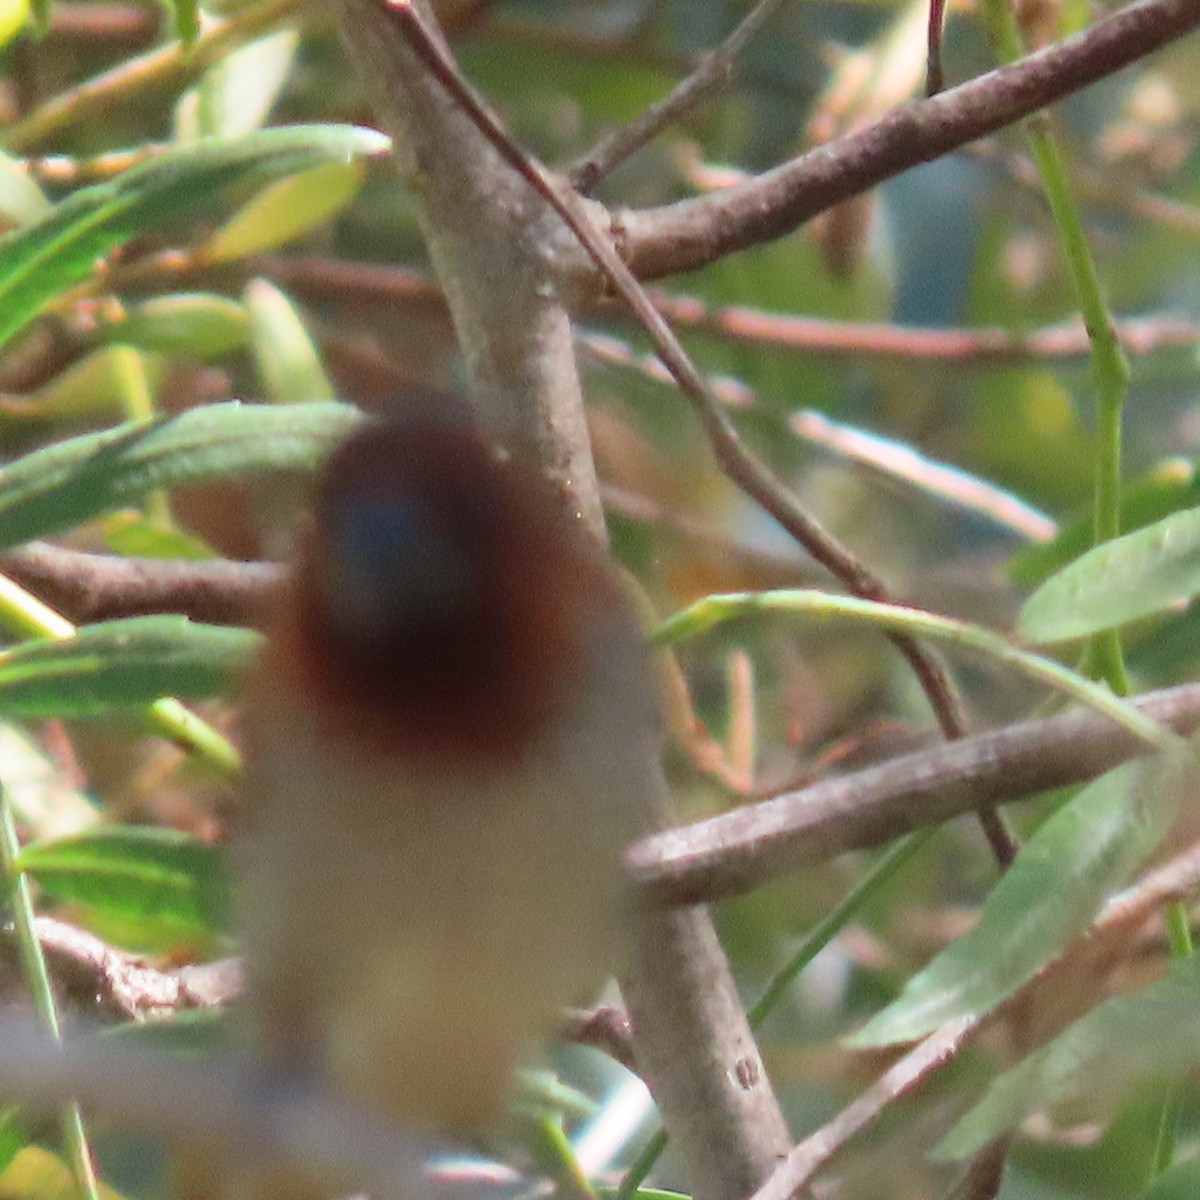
(106, 292, 249, 360)
(101, 510, 215, 559)
(0, 617, 260, 716)
(0, 151, 48, 229)
(0, 346, 168, 421)
(1136, 1154, 1200, 1199)
(0, 1107, 30, 1178)
(0, 0, 28, 49)
(0, 399, 362, 550)
(848, 749, 1188, 1048)
(203, 160, 367, 262)
(246, 278, 335, 403)
(935, 954, 1200, 1160)
(0, 124, 389, 352)
(0, 720, 98, 840)
(15, 825, 234, 947)
(180, 28, 300, 140)
(1008, 460, 1200, 586)
(1020, 506, 1200, 644)
(104, 1007, 232, 1054)
(162, 0, 200, 46)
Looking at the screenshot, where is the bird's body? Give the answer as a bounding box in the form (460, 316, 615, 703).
(237, 417, 656, 1137)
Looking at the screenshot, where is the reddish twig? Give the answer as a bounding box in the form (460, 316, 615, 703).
(380, 0, 1019, 864)
(618, 0, 1200, 280)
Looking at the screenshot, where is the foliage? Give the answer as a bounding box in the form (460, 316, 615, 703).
(0, 2, 1196, 1200)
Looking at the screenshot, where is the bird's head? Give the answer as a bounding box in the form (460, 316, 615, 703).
(267, 418, 626, 765)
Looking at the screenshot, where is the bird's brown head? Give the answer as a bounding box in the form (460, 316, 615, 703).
(268, 419, 623, 765)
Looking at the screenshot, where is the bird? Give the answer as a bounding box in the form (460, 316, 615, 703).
(234, 410, 659, 1146)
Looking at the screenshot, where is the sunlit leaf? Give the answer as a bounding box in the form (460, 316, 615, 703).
(0, 152, 48, 229)
(935, 954, 1200, 1160)
(0, 400, 362, 550)
(0, 125, 388, 352)
(246, 278, 335, 403)
(180, 28, 300, 140)
(0, 1144, 130, 1200)
(848, 749, 1188, 1047)
(0, 0, 27, 48)
(1009, 460, 1200, 586)
(100, 510, 215, 559)
(0, 721, 98, 840)
(0, 348, 168, 422)
(106, 293, 249, 360)
(1020, 506, 1200, 643)
(16, 826, 234, 949)
(0, 617, 259, 715)
(202, 161, 366, 262)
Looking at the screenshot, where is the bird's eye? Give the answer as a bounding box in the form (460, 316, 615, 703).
(317, 494, 476, 641)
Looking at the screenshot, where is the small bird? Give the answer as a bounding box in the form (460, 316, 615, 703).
(236, 412, 657, 1141)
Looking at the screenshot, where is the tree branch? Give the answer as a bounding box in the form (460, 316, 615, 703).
(0, 542, 281, 626)
(319, 3, 794, 1197)
(627, 681, 1200, 905)
(615, 0, 1200, 280)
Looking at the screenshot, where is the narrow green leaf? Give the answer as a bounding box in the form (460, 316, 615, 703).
(104, 1007, 231, 1053)
(183, 28, 300, 140)
(0, 1106, 30, 1178)
(203, 160, 366, 262)
(0, 720, 98, 840)
(0, 125, 389, 352)
(0, 151, 48, 228)
(163, 0, 200, 46)
(0, 617, 260, 716)
(848, 750, 1189, 1048)
(106, 293, 249, 360)
(15, 825, 234, 945)
(1136, 1154, 1200, 1199)
(246, 278, 335, 403)
(1020, 506, 1200, 644)
(1009, 460, 1200, 586)
(0, 347, 168, 421)
(101, 510, 215, 559)
(0, 400, 361, 549)
(935, 954, 1200, 1160)
(654, 589, 1179, 752)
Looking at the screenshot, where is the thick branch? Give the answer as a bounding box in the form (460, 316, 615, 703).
(323, 0, 604, 536)
(0, 542, 281, 625)
(320, 3, 793, 1196)
(627, 681, 1200, 905)
(616, 0, 1200, 280)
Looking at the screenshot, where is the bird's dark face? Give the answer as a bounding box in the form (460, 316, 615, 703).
(272, 420, 618, 764)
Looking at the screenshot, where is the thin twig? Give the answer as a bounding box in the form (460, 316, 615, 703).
(0, 791, 101, 1200)
(756, 1018, 977, 1200)
(583, 333, 1058, 543)
(381, 0, 1017, 865)
(617, 0, 1200, 280)
(567, 0, 791, 193)
(101, 249, 1200, 364)
(46, 2, 157, 40)
(729, 836, 1200, 1199)
(30, 917, 242, 1021)
(3, 0, 298, 151)
(561, 1006, 639, 1073)
(925, 0, 947, 95)
(941, 1136, 1012, 1200)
